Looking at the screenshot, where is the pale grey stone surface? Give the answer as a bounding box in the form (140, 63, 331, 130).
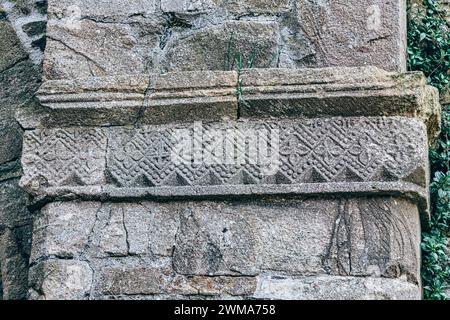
(253, 275, 421, 300)
(29, 196, 422, 299)
(94, 262, 172, 296)
(34, 71, 238, 127)
(2, 0, 439, 301)
(30, 201, 99, 262)
(44, 21, 158, 79)
(20, 117, 429, 198)
(97, 205, 128, 257)
(28, 260, 93, 300)
(48, 0, 156, 20)
(296, 0, 407, 72)
(31, 68, 440, 133)
(43, 0, 407, 80)
(161, 20, 280, 72)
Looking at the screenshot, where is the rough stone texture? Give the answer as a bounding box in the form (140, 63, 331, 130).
(43, 0, 162, 79)
(296, 0, 407, 72)
(95, 263, 172, 296)
(19, 117, 429, 198)
(30, 201, 99, 262)
(48, 0, 156, 20)
(28, 196, 421, 299)
(44, 21, 158, 80)
(0, 223, 32, 299)
(31, 68, 440, 135)
(253, 275, 420, 300)
(0, 59, 40, 165)
(21, 127, 107, 190)
(162, 20, 279, 72)
(0, 0, 48, 65)
(0, 11, 42, 300)
(0, 21, 28, 73)
(160, 0, 291, 15)
(2, 0, 441, 300)
(28, 260, 93, 300)
(42, 0, 407, 79)
(0, 180, 31, 231)
(32, 71, 238, 127)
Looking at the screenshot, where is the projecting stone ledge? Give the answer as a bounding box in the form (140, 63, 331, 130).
(20, 117, 430, 218)
(25, 67, 440, 139)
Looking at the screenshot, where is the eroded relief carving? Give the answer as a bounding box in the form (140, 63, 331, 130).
(20, 117, 426, 191)
(323, 198, 419, 283)
(107, 117, 425, 187)
(21, 128, 107, 188)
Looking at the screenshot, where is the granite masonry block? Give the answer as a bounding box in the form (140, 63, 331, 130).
(29, 196, 422, 299)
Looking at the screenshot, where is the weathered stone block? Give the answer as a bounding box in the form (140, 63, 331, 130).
(32, 194, 421, 284)
(296, 0, 407, 72)
(239, 68, 440, 133)
(143, 71, 238, 125)
(172, 200, 334, 276)
(35, 71, 238, 127)
(225, 0, 291, 15)
(0, 21, 28, 73)
(171, 197, 421, 282)
(21, 128, 107, 191)
(162, 21, 280, 72)
(44, 21, 158, 79)
(253, 275, 421, 300)
(170, 275, 257, 296)
(0, 225, 32, 300)
(0, 179, 31, 228)
(33, 68, 439, 133)
(94, 263, 172, 296)
(161, 0, 218, 14)
(122, 204, 151, 256)
(42, 0, 408, 76)
(161, 0, 290, 15)
(28, 195, 422, 299)
(96, 204, 128, 257)
(30, 201, 99, 262)
(48, 0, 156, 20)
(124, 203, 180, 257)
(28, 260, 93, 300)
(1, 59, 41, 165)
(20, 116, 430, 220)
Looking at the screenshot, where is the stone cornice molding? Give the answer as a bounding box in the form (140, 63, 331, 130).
(29, 67, 439, 138)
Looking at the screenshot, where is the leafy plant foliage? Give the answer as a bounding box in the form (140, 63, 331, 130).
(408, 0, 450, 300)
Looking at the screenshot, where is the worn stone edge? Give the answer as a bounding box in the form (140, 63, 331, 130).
(30, 68, 441, 137)
(27, 181, 430, 229)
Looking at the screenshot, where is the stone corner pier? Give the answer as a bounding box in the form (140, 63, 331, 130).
(16, 0, 441, 300)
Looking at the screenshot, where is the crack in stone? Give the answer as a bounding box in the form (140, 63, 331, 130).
(0, 56, 29, 75)
(121, 206, 130, 256)
(47, 36, 106, 75)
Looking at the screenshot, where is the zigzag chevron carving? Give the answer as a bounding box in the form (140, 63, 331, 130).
(21, 117, 427, 191)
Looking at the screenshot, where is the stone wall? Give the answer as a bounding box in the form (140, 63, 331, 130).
(21, 66, 440, 299)
(0, 0, 444, 300)
(0, 0, 45, 299)
(42, 0, 407, 80)
(28, 197, 422, 300)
